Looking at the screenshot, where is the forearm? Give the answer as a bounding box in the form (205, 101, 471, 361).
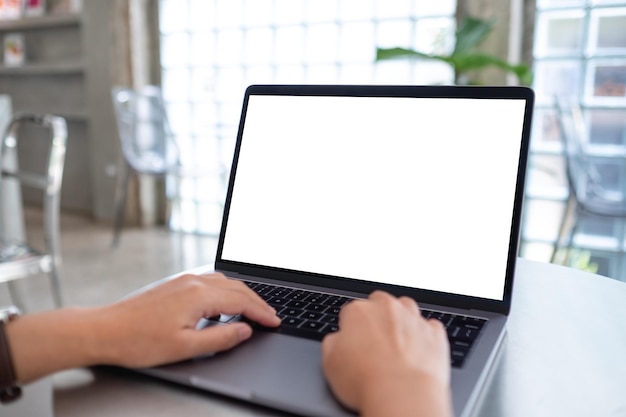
(361, 372, 453, 417)
(5, 307, 107, 384)
(1, 274, 281, 385)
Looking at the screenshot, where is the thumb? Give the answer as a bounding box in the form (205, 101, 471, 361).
(189, 322, 254, 355)
(321, 332, 337, 358)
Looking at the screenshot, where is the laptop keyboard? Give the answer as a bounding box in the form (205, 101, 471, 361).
(240, 280, 486, 368)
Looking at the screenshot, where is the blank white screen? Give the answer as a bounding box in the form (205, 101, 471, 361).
(221, 95, 527, 300)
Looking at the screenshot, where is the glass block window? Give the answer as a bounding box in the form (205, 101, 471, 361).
(159, 0, 456, 234)
(523, 1, 626, 281)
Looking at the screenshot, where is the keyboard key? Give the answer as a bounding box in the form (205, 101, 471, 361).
(289, 291, 307, 301)
(280, 308, 304, 318)
(303, 294, 324, 304)
(305, 303, 328, 313)
(320, 315, 338, 325)
(302, 311, 324, 321)
(322, 296, 342, 306)
(268, 288, 292, 297)
(330, 297, 351, 308)
(326, 325, 339, 333)
(327, 307, 341, 316)
(282, 317, 304, 328)
(440, 314, 454, 327)
(286, 300, 309, 309)
(267, 296, 289, 307)
(301, 320, 326, 332)
(447, 324, 481, 345)
(447, 326, 462, 339)
(456, 328, 479, 341)
(255, 285, 274, 296)
(451, 316, 486, 329)
(452, 340, 471, 350)
(451, 349, 468, 359)
(465, 321, 485, 331)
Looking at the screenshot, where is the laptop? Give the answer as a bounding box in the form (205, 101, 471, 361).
(137, 84, 534, 417)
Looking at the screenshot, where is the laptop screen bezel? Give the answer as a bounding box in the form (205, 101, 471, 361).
(215, 84, 534, 315)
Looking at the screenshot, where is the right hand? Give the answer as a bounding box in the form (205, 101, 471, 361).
(321, 291, 451, 414)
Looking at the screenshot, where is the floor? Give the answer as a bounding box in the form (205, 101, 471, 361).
(0, 208, 219, 313)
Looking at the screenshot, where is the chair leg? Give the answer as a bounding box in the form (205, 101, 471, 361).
(551, 195, 577, 264)
(44, 194, 65, 308)
(563, 217, 580, 266)
(112, 162, 132, 248)
(48, 260, 64, 308)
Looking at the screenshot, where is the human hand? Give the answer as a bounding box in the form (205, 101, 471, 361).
(93, 272, 281, 368)
(321, 291, 452, 416)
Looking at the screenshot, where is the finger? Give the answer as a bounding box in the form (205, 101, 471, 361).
(205, 289, 281, 327)
(198, 272, 228, 280)
(183, 322, 254, 356)
(368, 290, 392, 302)
(320, 333, 339, 373)
(321, 331, 337, 356)
(201, 276, 275, 313)
(337, 297, 366, 323)
(427, 317, 447, 333)
(398, 296, 420, 313)
(191, 275, 274, 313)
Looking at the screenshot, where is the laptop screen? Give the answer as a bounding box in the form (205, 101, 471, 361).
(219, 86, 530, 302)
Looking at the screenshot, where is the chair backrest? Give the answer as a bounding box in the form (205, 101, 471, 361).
(111, 85, 180, 174)
(554, 97, 626, 216)
(0, 114, 68, 245)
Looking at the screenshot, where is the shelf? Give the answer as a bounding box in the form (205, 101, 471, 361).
(0, 14, 81, 32)
(0, 61, 84, 75)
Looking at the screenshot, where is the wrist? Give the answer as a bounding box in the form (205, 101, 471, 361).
(83, 304, 128, 366)
(69, 306, 113, 365)
(361, 370, 453, 417)
(5, 307, 107, 383)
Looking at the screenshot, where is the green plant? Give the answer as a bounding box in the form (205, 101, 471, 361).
(554, 248, 599, 274)
(376, 16, 533, 86)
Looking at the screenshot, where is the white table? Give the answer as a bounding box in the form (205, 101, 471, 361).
(20, 258, 626, 416)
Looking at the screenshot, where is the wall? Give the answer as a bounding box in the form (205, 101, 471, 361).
(0, 0, 132, 221)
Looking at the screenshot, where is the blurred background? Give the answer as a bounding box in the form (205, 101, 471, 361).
(1, 0, 626, 312)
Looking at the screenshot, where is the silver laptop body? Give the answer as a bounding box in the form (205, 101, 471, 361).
(138, 84, 534, 417)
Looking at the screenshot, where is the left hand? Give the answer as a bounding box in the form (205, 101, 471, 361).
(93, 272, 281, 368)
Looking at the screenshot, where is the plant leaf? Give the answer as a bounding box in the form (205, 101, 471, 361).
(375, 47, 458, 69)
(449, 52, 533, 85)
(454, 17, 495, 55)
(375, 47, 434, 61)
(374, 16, 534, 86)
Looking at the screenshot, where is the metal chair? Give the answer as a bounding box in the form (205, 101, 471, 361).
(0, 114, 68, 309)
(111, 85, 180, 247)
(551, 98, 626, 264)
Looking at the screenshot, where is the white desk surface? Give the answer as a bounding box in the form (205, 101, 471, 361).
(18, 258, 626, 417)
